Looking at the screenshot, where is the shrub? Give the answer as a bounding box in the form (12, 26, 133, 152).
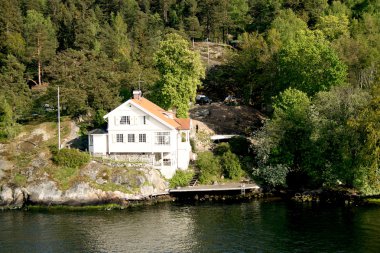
(169, 170, 194, 188)
(93, 109, 107, 129)
(253, 164, 289, 187)
(0, 96, 18, 140)
(197, 151, 222, 184)
(52, 148, 90, 168)
(190, 138, 196, 152)
(229, 136, 251, 156)
(214, 142, 231, 156)
(221, 151, 243, 180)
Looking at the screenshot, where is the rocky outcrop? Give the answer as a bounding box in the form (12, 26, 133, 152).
(0, 121, 171, 209)
(26, 181, 63, 204)
(0, 164, 169, 209)
(0, 185, 26, 208)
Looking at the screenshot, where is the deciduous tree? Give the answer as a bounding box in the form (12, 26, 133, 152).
(153, 33, 205, 118)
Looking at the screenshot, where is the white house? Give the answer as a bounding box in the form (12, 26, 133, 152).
(88, 91, 192, 178)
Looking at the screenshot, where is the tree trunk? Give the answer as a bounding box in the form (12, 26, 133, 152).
(38, 60, 41, 85)
(37, 36, 41, 85)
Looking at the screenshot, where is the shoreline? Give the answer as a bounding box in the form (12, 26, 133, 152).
(2, 187, 378, 211)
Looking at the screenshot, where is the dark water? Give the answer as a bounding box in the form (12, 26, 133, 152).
(1, 201, 380, 253)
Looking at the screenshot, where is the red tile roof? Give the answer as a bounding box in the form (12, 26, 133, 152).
(131, 97, 191, 130)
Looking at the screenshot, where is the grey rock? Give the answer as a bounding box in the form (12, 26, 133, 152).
(13, 188, 25, 208)
(64, 182, 105, 204)
(112, 175, 125, 185)
(0, 185, 13, 206)
(0, 169, 4, 181)
(0, 159, 12, 171)
(26, 181, 63, 204)
(95, 178, 106, 185)
(136, 176, 146, 187)
(140, 185, 154, 196)
(81, 161, 102, 180)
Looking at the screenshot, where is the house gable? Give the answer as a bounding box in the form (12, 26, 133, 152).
(104, 100, 174, 131)
(104, 97, 191, 131)
(90, 94, 192, 178)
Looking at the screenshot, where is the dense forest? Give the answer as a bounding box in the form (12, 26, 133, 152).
(0, 0, 379, 194)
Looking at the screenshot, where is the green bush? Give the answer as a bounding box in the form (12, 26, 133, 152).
(221, 151, 243, 180)
(229, 136, 251, 156)
(214, 142, 231, 156)
(0, 95, 18, 140)
(197, 151, 222, 184)
(169, 169, 194, 188)
(253, 164, 289, 187)
(93, 109, 107, 128)
(52, 148, 90, 168)
(190, 138, 196, 152)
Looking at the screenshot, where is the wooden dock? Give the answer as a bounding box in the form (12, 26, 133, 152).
(169, 183, 260, 193)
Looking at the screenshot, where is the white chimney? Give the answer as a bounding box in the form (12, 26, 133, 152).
(133, 90, 142, 100)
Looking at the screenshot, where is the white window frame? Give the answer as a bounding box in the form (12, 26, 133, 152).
(139, 134, 146, 143)
(128, 134, 135, 143)
(116, 134, 123, 143)
(89, 135, 93, 146)
(155, 132, 170, 145)
(120, 116, 127, 125)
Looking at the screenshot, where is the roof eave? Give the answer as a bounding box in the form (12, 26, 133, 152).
(129, 100, 177, 130)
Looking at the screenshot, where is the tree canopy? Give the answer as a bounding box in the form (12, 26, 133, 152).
(0, 0, 378, 194)
(153, 33, 205, 118)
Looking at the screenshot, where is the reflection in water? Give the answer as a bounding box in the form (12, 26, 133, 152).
(1, 202, 380, 253)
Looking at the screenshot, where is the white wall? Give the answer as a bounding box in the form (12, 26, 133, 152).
(107, 102, 172, 132)
(90, 99, 191, 174)
(89, 134, 108, 154)
(106, 101, 178, 154)
(107, 131, 177, 153)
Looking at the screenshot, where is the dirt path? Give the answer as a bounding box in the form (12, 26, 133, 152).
(62, 121, 79, 148)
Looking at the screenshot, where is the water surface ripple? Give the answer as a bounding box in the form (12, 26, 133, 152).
(1, 201, 380, 252)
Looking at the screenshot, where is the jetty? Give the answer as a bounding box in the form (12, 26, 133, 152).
(169, 183, 261, 201)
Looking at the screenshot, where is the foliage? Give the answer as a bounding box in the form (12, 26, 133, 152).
(349, 84, 380, 194)
(153, 33, 205, 118)
(45, 49, 124, 116)
(254, 88, 311, 186)
(93, 109, 107, 129)
(24, 9, 57, 85)
(253, 164, 289, 187)
(0, 55, 31, 119)
(197, 151, 222, 184)
(254, 85, 378, 190)
(307, 86, 370, 186)
(0, 95, 17, 139)
(214, 142, 231, 156)
(316, 14, 349, 41)
(220, 151, 243, 180)
(13, 173, 27, 187)
(229, 136, 251, 156)
(52, 148, 90, 168)
(270, 9, 308, 44)
(49, 166, 80, 191)
(169, 169, 194, 188)
(190, 138, 196, 152)
(276, 30, 347, 96)
(0, 0, 378, 194)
